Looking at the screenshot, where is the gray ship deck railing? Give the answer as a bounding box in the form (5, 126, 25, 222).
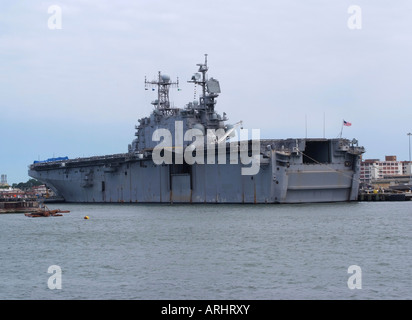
(29, 153, 133, 170)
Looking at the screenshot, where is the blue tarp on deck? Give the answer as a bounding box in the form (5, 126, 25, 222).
(33, 156, 69, 164)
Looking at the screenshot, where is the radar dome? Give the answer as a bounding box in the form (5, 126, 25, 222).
(161, 74, 170, 83)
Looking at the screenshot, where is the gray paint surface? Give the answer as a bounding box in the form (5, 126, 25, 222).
(29, 57, 365, 204)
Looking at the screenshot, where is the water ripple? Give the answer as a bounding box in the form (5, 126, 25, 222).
(0, 202, 410, 299)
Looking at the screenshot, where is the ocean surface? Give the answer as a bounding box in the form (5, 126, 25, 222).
(0, 201, 410, 300)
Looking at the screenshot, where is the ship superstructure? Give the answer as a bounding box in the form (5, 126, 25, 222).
(28, 56, 365, 203)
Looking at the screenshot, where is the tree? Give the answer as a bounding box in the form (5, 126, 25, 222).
(12, 179, 43, 190)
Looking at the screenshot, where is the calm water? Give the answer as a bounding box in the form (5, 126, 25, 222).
(0, 202, 410, 300)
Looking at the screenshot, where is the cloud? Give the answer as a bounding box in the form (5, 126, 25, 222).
(1, 0, 412, 183)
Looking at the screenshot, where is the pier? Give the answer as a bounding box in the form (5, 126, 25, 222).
(358, 191, 412, 201)
(0, 198, 40, 213)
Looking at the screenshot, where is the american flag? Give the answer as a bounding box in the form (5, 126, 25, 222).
(343, 120, 352, 126)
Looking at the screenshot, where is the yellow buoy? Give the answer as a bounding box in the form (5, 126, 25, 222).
(84, 216, 89, 220)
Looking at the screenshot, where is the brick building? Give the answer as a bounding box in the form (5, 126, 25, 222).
(360, 155, 412, 186)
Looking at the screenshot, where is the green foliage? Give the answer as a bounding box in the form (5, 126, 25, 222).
(12, 179, 43, 190)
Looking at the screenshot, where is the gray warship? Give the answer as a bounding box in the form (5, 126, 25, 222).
(28, 55, 365, 203)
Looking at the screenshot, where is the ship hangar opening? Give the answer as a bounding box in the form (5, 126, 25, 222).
(302, 140, 331, 164)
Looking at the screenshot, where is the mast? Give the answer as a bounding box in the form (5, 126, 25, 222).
(188, 54, 209, 101)
(145, 72, 179, 115)
(187, 54, 220, 110)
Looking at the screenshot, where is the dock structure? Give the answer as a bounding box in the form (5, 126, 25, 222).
(0, 198, 40, 214)
(358, 191, 412, 201)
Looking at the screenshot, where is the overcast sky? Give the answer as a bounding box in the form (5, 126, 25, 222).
(1, 0, 412, 184)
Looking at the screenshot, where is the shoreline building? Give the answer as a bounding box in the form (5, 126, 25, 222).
(360, 155, 412, 187)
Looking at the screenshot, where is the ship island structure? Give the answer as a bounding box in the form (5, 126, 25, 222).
(28, 56, 365, 204)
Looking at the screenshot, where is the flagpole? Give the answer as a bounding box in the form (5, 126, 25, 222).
(323, 112, 325, 138)
(305, 114, 307, 139)
(340, 119, 344, 138)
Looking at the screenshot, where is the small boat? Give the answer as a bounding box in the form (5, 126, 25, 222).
(24, 205, 70, 218)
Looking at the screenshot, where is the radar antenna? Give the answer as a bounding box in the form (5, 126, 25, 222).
(145, 72, 179, 115)
(188, 54, 208, 98)
(187, 54, 221, 111)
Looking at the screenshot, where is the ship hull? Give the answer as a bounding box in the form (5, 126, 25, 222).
(28, 139, 363, 204)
